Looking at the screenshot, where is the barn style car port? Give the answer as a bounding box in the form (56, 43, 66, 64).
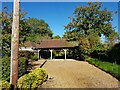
(35, 39, 75, 60)
(20, 39, 75, 60)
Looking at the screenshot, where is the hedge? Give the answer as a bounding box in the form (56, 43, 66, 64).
(17, 68, 48, 89)
(1, 56, 10, 81)
(1, 56, 28, 81)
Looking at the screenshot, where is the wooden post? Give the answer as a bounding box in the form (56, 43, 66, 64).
(10, 0, 20, 87)
(38, 50, 40, 60)
(50, 49, 53, 60)
(64, 49, 67, 60)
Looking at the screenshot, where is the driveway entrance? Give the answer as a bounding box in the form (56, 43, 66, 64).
(31, 59, 119, 88)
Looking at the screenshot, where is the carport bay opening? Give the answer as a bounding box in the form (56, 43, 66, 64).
(37, 49, 68, 60)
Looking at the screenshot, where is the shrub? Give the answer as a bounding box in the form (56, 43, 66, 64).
(1, 56, 10, 81)
(1, 56, 28, 81)
(31, 68, 47, 81)
(91, 42, 120, 64)
(108, 43, 120, 64)
(18, 57, 28, 77)
(31, 54, 38, 61)
(0, 80, 10, 90)
(17, 68, 48, 89)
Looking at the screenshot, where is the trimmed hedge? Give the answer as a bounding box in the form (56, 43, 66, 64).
(86, 57, 120, 80)
(17, 68, 48, 89)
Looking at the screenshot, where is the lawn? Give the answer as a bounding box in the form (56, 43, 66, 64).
(86, 57, 120, 81)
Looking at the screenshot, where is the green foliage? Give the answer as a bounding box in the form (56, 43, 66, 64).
(106, 31, 119, 47)
(1, 56, 10, 81)
(1, 6, 53, 56)
(52, 35, 61, 39)
(79, 36, 91, 54)
(2, 6, 31, 56)
(65, 2, 116, 37)
(18, 57, 28, 77)
(31, 54, 38, 61)
(1, 56, 28, 81)
(91, 50, 108, 61)
(91, 42, 120, 64)
(108, 42, 120, 64)
(26, 18, 53, 43)
(0, 80, 10, 90)
(52, 50, 64, 57)
(31, 68, 47, 81)
(88, 33, 104, 51)
(63, 2, 118, 59)
(17, 68, 48, 89)
(86, 57, 120, 80)
(78, 34, 104, 55)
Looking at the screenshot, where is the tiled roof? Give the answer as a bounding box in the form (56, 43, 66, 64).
(23, 39, 75, 49)
(36, 39, 75, 49)
(24, 41, 37, 48)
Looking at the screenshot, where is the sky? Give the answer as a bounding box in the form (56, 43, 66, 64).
(2, 2, 119, 37)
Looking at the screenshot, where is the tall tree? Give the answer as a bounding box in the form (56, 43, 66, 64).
(2, 6, 31, 56)
(64, 2, 117, 54)
(26, 18, 53, 43)
(64, 2, 117, 39)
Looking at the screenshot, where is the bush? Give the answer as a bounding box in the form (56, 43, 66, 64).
(18, 57, 28, 77)
(0, 80, 10, 90)
(108, 43, 120, 64)
(31, 54, 38, 61)
(91, 50, 108, 61)
(17, 68, 48, 89)
(91, 42, 120, 64)
(1, 56, 10, 81)
(1, 56, 28, 81)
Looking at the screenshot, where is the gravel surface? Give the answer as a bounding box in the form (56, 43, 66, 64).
(31, 59, 119, 88)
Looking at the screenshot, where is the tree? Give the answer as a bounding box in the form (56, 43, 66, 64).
(2, 7, 53, 56)
(79, 36, 90, 54)
(106, 31, 119, 47)
(53, 35, 61, 39)
(2, 6, 31, 56)
(26, 18, 53, 43)
(64, 2, 117, 54)
(1, 14, 36, 83)
(65, 2, 117, 38)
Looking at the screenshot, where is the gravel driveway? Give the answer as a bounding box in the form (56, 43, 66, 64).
(31, 59, 119, 88)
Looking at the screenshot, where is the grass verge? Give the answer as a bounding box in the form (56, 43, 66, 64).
(85, 57, 120, 81)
